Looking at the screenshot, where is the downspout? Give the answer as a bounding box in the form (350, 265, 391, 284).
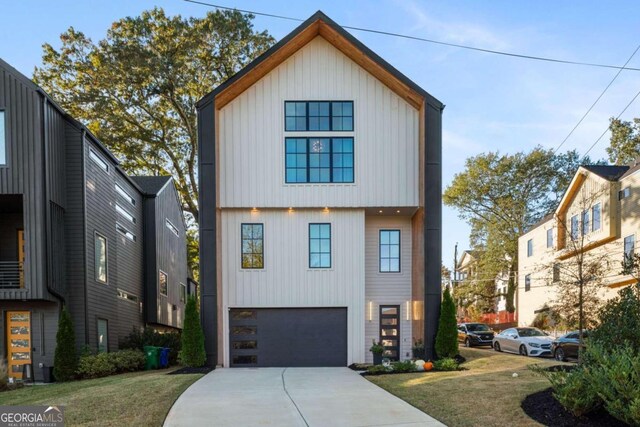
(81, 128, 89, 346)
(41, 96, 65, 307)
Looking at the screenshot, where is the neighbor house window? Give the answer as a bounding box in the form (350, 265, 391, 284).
(546, 228, 553, 248)
(624, 235, 635, 273)
(115, 183, 135, 206)
(89, 149, 109, 172)
(159, 270, 168, 296)
(527, 239, 533, 257)
(95, 233, 108, 284)
(180, 283, 186, 303)
(166, 219, 179, 237)
(582, 210, 590, 235)
(570, 215, 579, 240)
(592, 203, 601, 231)
(525, 274, 531, 292)
(619, 187, 630, 200)
(380, 230, 400, 272)
(241, 223, 264, 269)
(309, 223, 331, 268)
(0, 110, 6, 165)
(115, 204, 136, 224)
(116, 222, 136, 242)
(284, 101, 353, 131)
(97, 319, 108, 353)
(285, 138, 354, 183)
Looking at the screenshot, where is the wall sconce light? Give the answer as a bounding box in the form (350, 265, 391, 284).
(367, 301, 373, 322)
(405, 301, 411, 320)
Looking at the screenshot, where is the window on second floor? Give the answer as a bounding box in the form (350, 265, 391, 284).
(159, 270, 168, 296)
(619, 187, 630, 200)
(285, 137, 354, 184)
(285, 101, 354, 131)
(116, 204, 136, 224)
(115, 183, 135, 206)
(309, 223, 331, 268)
(582, 210, 590, 236)
(89, 149, 109, 172)
(546, 228, 553, 248)
(379, 230, 400, 273)
(0, 110, 6, 166)
(592, 203, 601, 232)
(624, 235, 635, 273)
(525, 274, 531, 292)
(180, 283, 186, 303)
(527, 239, 533, 257)
(95, 233, 108, 284)
(241, 223, 264, 269)
(166, 219, 179, 237)
(570, 215, 579, 240)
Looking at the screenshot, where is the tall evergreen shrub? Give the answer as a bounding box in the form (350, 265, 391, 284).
(435, 287, 459, 359)
(179, 296, 206, 367)
(53, 307, 77, 381)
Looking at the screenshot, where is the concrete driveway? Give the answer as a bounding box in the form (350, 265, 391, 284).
(164, 368, 444, 427)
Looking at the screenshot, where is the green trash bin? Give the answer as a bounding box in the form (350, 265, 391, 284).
(144, 346, 160, 370)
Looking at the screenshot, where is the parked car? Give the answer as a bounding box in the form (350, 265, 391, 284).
(457, 323, 495, 347)
(492, 327, 553, 357)
(552, 331, 589, 361)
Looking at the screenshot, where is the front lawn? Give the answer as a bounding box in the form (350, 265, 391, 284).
(367, 347, 566, 427)
(0, 369, 203, 426)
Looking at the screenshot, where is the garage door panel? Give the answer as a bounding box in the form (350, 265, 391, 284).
(229, 308, 347, 367)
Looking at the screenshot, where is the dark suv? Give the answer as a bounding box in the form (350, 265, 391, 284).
(458, 323, 495, 347)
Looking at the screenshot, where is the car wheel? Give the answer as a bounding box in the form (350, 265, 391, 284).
(494, 342, 501, 352)
(554, 348, 565, 362)
(519, 345, 528, 357)
(465, 338, 471, 348)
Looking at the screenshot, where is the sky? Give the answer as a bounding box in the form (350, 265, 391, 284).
(2, 0, 640, 272)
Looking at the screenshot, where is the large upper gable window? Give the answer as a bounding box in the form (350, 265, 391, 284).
(285, 101, 353, 131)
(0, 110, 6, 165)
(285, 138, 354, 183)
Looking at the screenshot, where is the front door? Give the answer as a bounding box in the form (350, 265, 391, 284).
(5, 311, 31, 380)
(379, 305, 400, 361)
(17, 230, 24, 288)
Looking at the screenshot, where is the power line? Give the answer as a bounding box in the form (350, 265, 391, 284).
(554, 43, 640, 154)
(184, 0, 640, 72)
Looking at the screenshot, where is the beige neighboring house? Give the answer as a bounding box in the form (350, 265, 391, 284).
(518, 164, 639, 326)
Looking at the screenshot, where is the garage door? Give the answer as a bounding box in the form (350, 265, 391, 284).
(229, 308, 347, 367)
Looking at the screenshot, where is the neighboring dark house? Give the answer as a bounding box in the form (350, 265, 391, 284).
(0, 58, 190, 381)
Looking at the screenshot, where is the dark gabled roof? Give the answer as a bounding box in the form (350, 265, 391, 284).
(130, 176, 172, 195)
(582, 164, 630, 181)
(196, 10, 443, 110)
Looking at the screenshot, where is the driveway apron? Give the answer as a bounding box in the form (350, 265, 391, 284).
(164, 367, 444, 427)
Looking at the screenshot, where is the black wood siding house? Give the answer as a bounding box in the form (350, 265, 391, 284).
(0, 58, 190, 381)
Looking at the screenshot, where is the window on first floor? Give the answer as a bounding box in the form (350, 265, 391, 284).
(180, 283, 186, 303)
(95, 233, 108, 284)
(0, 110, 6, 165)
(379, 230, 400, 272)
(285, 137, 354, 183)
(525, 274, 531, 292)
(159, 270, 168, 296)
(309, 223, 331, 268)
(619, 187, 631, 200)
(241, 223, 264, 269)
(552, 263, 560, 283)
(97, 319, 108, 353)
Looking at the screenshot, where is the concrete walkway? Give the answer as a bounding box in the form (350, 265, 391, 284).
(164, 368, 444, 427)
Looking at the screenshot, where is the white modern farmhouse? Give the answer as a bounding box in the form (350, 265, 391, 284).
(197, 11, 443, 367)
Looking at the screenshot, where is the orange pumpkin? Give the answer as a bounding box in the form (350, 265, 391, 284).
(423, 362, 433, 371)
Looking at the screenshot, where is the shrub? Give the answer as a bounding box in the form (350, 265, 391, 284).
(590, 285, 640, 352)
(391, 360, 417, 373)
(433, 358, 459, 371)
(540, 367, 601, 417)
(412, 339, 425, 359)
(76, 349, 146, 379)
(120, 326, 181, 365)
(366, 365, 390, 375)
(53, 307, 77, 382)
(435, 287, 459, 359)
(179, 296, 206, 367)
(110, 350, 145, 372)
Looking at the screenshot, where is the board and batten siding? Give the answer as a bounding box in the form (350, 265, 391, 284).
(218, 36, 420, 208)
(364, 216, 413, 362)
(220, 208, 365, 366)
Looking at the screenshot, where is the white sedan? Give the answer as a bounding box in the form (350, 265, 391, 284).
(492, 327, 554, 357)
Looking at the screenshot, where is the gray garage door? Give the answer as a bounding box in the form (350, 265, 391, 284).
(229, 308, 347, 367)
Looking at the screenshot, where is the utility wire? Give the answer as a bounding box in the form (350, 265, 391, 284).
(554, 43, 640, 154)
(184, 0, 640, 72)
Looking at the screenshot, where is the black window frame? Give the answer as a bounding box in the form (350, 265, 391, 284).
(619, 187, 630, 200)
(166, 219, 179, 237)
(284, 101, 354, 132)
(89, 148, 109, 173)
(116, 222, 136, 242)
(309, 223, 331, 269)
(285, 137, 354, 184)
(159, 270, 168, 297)
(525, 274, 531, 292)
(115, 183, 136, 206)
(94, 232, 108, 284)
(379, 229, 401, 273)
(241, 223, 264, 269)
(97, 318, 109, 353)
(179, 283, 186, 303)
(115, 203, 136, 224)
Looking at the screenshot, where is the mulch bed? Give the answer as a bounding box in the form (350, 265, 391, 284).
(348, 363, 371, 371)
(521, 388, 627, 427)
(168, 366, 214, 375)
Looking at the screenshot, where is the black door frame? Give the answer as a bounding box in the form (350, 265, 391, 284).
(379, 305, 400, 361)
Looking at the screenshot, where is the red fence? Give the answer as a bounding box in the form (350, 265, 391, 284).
(460, 311, 517, 330)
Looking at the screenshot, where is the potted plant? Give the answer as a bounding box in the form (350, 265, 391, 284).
(370, 339, 384, 365)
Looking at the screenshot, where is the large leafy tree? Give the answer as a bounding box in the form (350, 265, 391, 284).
(607, 117, 640, 165)
(33, 8, 275, 276)
(445, 148, 595, 313)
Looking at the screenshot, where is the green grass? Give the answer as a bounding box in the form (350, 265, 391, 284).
(0, 369, 203, 426)
(367, 347, 566, 427)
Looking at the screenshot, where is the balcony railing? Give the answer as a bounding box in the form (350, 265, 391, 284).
(0, 261, 24, 289)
